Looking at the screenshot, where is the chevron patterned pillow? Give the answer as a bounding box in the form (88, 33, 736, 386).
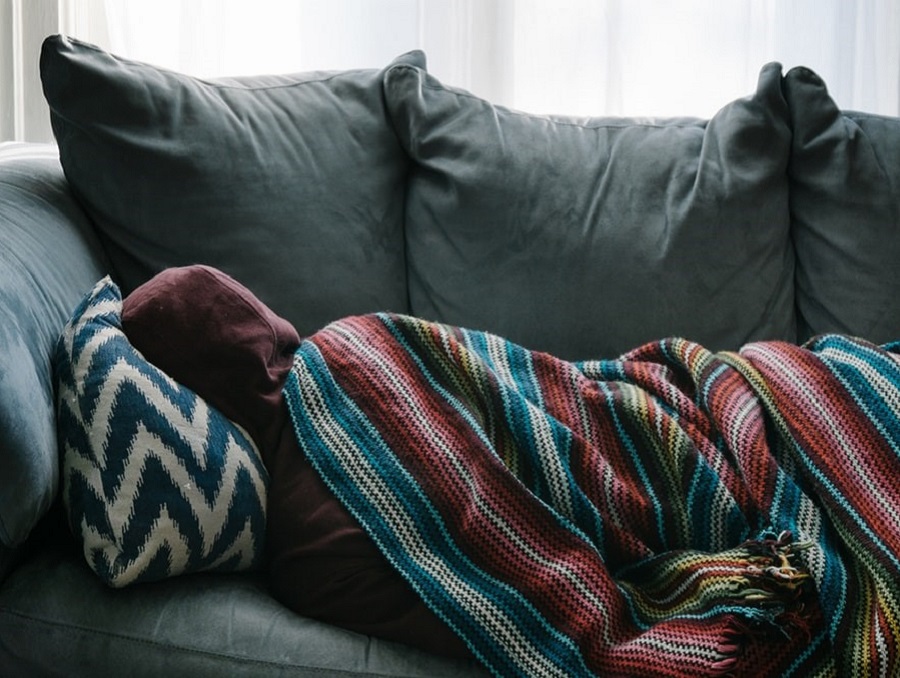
(54, 276, 268, 587)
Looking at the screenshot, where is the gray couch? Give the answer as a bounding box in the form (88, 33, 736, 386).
(1, 34, 898, 676)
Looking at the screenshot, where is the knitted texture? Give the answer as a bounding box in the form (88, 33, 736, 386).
(56, 277, 269, 587)
(284, 313, 900, 677)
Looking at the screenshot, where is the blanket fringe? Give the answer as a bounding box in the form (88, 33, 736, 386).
(710, 530, 815, 676)
(709, 617, 752, 676)
(740, 529, 812, 604)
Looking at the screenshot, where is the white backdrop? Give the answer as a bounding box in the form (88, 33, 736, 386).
(3, 0, 900, 142)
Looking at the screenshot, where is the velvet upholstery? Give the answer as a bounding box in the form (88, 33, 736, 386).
(783, 66, 900, 343)
(384, 58, 797, 360)
(0, 533, 487, 677)
(40, 35, 419, 338)
(0, 144, 109, 549)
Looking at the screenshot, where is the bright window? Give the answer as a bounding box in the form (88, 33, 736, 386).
(3, 0, 899, 142)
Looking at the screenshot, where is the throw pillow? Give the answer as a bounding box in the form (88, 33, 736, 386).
(384, 57, 796, 360)
(40, 35, 421, 338)
(783, 66, 900, 343)
(54, 276, 268, 587)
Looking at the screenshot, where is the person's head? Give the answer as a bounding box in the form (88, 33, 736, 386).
(122, 265, 301, 452)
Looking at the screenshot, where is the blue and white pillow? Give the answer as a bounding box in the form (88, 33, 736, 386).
(54, 276, 268, 587)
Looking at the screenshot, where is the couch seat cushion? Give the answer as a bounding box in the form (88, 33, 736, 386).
(0, 532, 488, 677)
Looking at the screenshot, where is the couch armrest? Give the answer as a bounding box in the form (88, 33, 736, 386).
(0, 142, 109, 552)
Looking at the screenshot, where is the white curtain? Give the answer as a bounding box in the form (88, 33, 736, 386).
(3, 0, 900, 143)
(1, 0, 60, 142)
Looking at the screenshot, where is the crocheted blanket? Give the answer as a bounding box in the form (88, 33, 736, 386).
(283, 313, 900, 677)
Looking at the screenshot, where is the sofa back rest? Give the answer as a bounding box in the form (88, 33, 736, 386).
(384, 58, 798, 360)
(40, 35, 415, 339)
(784, 67, 900, 344)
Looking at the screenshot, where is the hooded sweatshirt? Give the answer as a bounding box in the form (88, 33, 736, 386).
(122, 264, 470, 660)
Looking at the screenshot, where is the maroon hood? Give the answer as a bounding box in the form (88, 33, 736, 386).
(121, 265, 300, 455)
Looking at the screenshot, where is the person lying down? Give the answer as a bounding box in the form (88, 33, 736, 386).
(120, 264, 900, 678)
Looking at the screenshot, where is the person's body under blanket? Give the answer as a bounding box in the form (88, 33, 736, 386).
(121, 264, 900, 678)
(121, 264, 471, 660)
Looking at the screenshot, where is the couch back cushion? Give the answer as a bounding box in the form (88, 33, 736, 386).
(0, 144, 109, 549)
(783, 67, 900, 343)
(40, 35, 417, 338)
(385, 58, 796, 360)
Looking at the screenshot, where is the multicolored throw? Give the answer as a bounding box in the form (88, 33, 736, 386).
(283, 313, 900, 677)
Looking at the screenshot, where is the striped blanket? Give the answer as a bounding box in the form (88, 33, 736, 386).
(283, 313, 900, 677)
